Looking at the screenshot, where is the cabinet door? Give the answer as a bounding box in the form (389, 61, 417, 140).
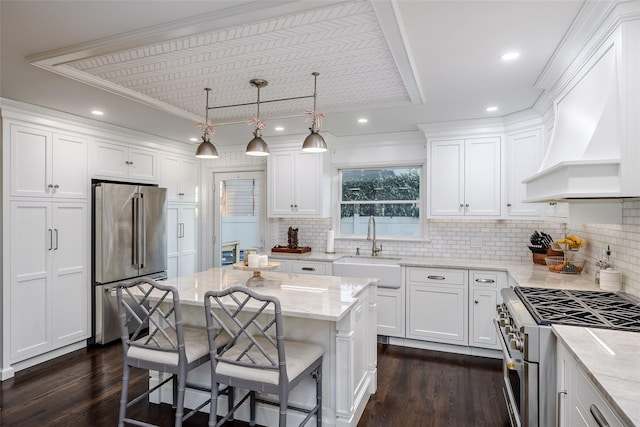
(506, 130, 543, 217)
(464, 137, 501, 216)
(127, 147, 157, 181)
(557, 342, 573, 427)
(52, 133, 88, 199)
(293, 152, 321, 215)
(470, 288, 498, 348)
(52, 203, 89, 345)
(93, 141, 129, 178)
(377, 288, 404, 337)
(166, 205, 180, 279)
(179, 205, 198, 276)
(268, 151, 295, 216)
(161, 156, 181, 202)
(10, 201, 53, 361)
(178, 158, 199, 203)
(429, 140, 464, 216)
(407, 283, 468, 345)
(10, 124, 52, 198)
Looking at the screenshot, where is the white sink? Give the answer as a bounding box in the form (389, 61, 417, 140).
(333, 256, 402, 288)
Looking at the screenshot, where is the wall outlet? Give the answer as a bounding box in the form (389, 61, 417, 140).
(470, 238, 482, 248)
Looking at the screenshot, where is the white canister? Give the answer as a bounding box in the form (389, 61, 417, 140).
(326, 229, 335, 254)
(258, 254, 269, 267)
(247, 254, 260, 268)
(599, 269, 621, 292)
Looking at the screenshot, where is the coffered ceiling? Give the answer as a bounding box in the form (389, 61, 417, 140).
(0, 0, 584, 149)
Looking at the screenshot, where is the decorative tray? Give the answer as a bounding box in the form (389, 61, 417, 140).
(271, 246, 311, 254)
(232, 261, 280, 271)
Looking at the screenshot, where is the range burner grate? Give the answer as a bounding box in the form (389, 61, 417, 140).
(515, 287, 640, 332)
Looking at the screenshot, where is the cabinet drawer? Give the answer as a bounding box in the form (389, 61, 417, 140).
(575, 368, 624, 427)
(470, 271, 500, 288)
(291, 261, 330, 275)
(407, 267, 466, 285)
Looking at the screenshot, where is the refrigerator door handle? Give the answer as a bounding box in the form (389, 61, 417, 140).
(132, 195, 139, 268)
(140, 195, 146, 268)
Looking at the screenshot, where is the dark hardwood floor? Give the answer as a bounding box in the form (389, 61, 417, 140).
(1, 341, 509, 427)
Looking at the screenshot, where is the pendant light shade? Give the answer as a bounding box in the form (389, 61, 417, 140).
(302, 72, 327, 153)
(195, 88, 219, 159)
(246, 130, 269, 156)
(246, 79, 269, 156)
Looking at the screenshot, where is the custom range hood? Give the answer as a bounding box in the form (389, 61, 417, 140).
(523, 19, 640, 203)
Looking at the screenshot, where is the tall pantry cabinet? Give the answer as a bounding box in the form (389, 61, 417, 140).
(4, 120, 90, 367)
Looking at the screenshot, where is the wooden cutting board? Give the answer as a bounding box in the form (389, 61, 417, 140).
(271, 246, 311, 254)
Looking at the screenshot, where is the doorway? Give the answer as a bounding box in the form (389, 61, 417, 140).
(213, 171, 266, 267)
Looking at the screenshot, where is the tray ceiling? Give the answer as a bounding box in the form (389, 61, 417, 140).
(31, 0, 417, 126)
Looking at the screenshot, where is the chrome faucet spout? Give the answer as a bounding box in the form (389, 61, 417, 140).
(367, 216, 382, 256)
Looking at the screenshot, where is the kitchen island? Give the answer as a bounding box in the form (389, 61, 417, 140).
(153, 268, 378, 427)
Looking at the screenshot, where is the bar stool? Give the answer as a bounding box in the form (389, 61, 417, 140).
(115, 277, 229, 426)
(204, 286, 323, 427)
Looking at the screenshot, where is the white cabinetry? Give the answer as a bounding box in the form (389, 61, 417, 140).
(269, 258, 332, 275)
(406, 267, 468, 345)
(166, 204, 198, 279)
(506, 129, 543, 217)
(92, 140, 157, 182)
(10, 124, 88, 199)
(9, 201, 88, 362)
(429, 137, 501, 217)
(160, 154, 199, 202)
(377, 288, 404, 337)
(557, 342, 624, 427)
(267, 150, 330, 217)
(469, 270, 507, 349)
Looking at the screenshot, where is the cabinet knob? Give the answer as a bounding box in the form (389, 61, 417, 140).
(507, 203, 512, 207)
(53, 184, 59, 189)
(465, 204, 469, 208)
(474, 300, 479, 304)
(459, 204, 464, 208)
(48, 184, 54, 188)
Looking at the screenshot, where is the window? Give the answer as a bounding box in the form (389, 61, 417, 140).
(339, 167, 422, 238)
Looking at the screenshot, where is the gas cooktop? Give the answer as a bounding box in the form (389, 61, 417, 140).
(514, 287, 640, 332)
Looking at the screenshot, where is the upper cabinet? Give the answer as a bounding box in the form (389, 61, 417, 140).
(267, 149, 330, 217)
(505, 128, 544, 218)
(92, 139, 157, 182)
(429, 137, 501, 217)
(10, 124, 88, 199)
(160, 154, 199, 203)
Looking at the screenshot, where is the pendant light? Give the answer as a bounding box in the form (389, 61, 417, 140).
(302, 72, 327, 152)
(195, 88, 219, 159)
(245, 79, 269, 156)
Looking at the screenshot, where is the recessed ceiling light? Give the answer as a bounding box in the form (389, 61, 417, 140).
(189, 137, 199, 142)
(91, 110, 104, 116)
(500, 52, 520, 61)
(486, 106, 498, 112)
(358, 118, 368, 123)
(274, 126, 284, 131)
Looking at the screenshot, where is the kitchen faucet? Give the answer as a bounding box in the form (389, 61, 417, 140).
(367, 216, 382, 256)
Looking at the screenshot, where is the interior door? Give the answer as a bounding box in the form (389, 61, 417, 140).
(213, 171, 265, 267)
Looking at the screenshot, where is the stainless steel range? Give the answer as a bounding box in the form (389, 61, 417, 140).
(496, 287, 640, 427)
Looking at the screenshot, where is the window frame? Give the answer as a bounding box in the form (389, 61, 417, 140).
(335, 164, 426, 241)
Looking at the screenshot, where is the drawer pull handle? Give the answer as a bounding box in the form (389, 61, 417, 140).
(302, 267, 316, 272)
(475, 278, 495, 283)
(589, 404, 610, 427)
(427, 275, 445, 280)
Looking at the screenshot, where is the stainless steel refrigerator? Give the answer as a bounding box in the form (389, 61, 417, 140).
(92, 181, 167, 344)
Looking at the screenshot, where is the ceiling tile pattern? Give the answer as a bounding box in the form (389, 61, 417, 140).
(57, 0, 410, 124)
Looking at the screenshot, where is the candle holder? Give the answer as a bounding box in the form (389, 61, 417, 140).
(233, 262, 280, 287)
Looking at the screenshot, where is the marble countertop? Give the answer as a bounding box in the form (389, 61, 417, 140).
(270, 251, 601, 291)
(553, 325, 640, 426)
(162, 268, 376, 322)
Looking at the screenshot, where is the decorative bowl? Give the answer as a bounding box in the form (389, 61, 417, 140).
(545, 256, 585, 274)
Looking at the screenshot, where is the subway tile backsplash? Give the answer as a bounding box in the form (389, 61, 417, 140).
(269, 200, 640, 298)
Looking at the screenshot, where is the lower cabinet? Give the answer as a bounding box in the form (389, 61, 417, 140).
(405, 267, 507, 349)
(376, 288, 404, 337)
(469, 270, 507, 349)
(406, 267, 468, 345)
(9, 200, 89, 362)
(167, 204, 198, 279)
(270, 258, 332, 275)
(557, 341, 624, 427)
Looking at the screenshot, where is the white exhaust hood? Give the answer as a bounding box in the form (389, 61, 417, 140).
(523, 20, 640, 203)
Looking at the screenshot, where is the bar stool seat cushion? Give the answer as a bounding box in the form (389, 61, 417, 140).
(128, 326, 228, 366)
(216, 336, 324, 385)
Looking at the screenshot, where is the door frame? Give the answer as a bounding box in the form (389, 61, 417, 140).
(211, 170, 266, 268)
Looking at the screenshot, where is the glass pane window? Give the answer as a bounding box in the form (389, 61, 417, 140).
(339, 167, 421, 238)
